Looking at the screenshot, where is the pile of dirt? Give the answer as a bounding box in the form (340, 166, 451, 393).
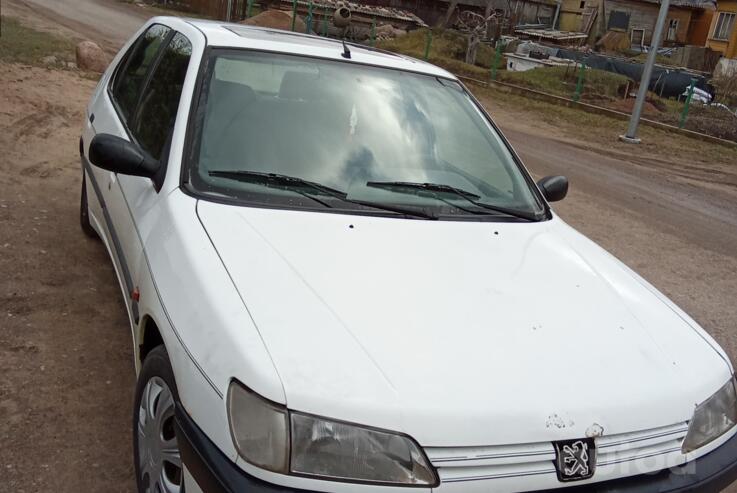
(240, 9, 306, 33)
(608, 97, 661, 116)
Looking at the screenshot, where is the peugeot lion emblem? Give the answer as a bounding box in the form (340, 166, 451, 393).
(553, 438, 596, 482)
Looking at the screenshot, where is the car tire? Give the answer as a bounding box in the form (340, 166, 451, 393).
(133, 345, 185, 493)
(80, 173, 98, 239)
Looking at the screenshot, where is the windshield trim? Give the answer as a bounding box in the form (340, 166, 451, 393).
(181, 183, 542, 222)
(179, 46, 551, 222)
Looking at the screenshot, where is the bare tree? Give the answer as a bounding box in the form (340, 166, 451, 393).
(458, 9, 499, 64)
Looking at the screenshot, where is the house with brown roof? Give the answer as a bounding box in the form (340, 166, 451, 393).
(706, 0, 737, 57)
(559, 0, 715, 47)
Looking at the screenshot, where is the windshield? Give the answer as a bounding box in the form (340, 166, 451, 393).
(186, 49, 546, 220)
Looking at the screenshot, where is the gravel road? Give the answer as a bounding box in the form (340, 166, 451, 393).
(1, 1, 736, 491)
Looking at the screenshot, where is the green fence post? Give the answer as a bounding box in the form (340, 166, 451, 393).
(291, 0, 297, 31)
(246, 0, 253, 18)
(573, 60, 586, 102)
(424, 29, 433, 61)
(322, 5, 329, 37)
(491, 41, 502, 81)
(370, 17, 376, 46)
(306, 1, 313, 33)
(679, 78, 697, 129)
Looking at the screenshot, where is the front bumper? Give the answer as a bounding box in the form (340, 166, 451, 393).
(175, 404, 737, 493)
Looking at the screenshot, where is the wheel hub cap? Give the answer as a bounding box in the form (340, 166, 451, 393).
(138, 376, 182, 493)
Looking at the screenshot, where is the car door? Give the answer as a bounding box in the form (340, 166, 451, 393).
(84, 25, 192, 325)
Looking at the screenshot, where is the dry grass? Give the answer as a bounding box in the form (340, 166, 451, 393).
(377, 28, 496, 79)
(0, 16, 75, 67)
(620, 92, 737, 142)
(711, 75, 737, 108)
(499, 66, 629, 101)
(473, 84, 737, 166)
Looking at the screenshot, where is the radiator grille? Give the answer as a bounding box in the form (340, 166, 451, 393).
(425, 422, 689, 484)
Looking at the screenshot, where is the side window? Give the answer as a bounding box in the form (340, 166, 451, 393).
(132, 33, 192, 161)
(112, 24, 171, 121)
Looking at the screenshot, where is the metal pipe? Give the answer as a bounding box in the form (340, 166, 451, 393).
(491, 41, 503, 80)
(306, 0, 314, 33)
(573, 60, 586, 102)
(291, 0, 298, 31)
(552, 0, 561, 29)
(424, 29, 433, 60)
(620, 0, 671, 143)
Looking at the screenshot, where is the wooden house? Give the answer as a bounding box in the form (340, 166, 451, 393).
(706, 0, 737, 57)
(559, 0, 716, 47)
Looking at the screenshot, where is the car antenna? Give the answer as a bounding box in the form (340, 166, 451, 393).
(341, 39, 351, 59)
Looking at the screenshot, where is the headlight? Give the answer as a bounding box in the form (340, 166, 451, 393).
(291, 412, 437, 486)
(227, 381, 289, 472)
(682, 376, 737, 453)
(227, 381, 438, 486)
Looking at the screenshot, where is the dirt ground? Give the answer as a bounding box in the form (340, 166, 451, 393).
(1, 3, 737, 492)
(0, 64, 135, 491)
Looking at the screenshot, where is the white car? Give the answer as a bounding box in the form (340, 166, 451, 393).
(80, 16, 737, 493)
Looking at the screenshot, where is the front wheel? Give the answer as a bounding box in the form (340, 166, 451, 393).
(133, 346, 184, 493)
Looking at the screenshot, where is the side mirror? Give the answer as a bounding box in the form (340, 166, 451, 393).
(537, 175, 568, 202)
(89, 134, 160, 180)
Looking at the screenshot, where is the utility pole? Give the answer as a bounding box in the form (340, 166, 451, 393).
(620, 0, 670, 143)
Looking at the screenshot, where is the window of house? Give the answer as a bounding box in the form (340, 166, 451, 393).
(579, 1, 586, 9)
(713, 12, 736, 41)
(667, 19, 679, 41)
(608, 10, 630, 30)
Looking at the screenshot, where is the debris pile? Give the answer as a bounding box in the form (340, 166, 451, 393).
(273, 0, 426, 30)
(375, 23, 407, 41)
(595, 31, 631, 53)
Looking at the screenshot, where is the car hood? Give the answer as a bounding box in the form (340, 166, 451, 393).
(197, 201, 731, 446)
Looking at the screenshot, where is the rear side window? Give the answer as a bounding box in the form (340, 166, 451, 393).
(112, 24, 171, 121)
(132, 33, 192, 161)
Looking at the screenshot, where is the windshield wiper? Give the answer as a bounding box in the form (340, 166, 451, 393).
(208, 170, 436, 220)
(209, 170, 345, 208)
(366, 181, 539, 221)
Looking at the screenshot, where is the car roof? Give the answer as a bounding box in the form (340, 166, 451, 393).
(179, 17, 455, 79)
